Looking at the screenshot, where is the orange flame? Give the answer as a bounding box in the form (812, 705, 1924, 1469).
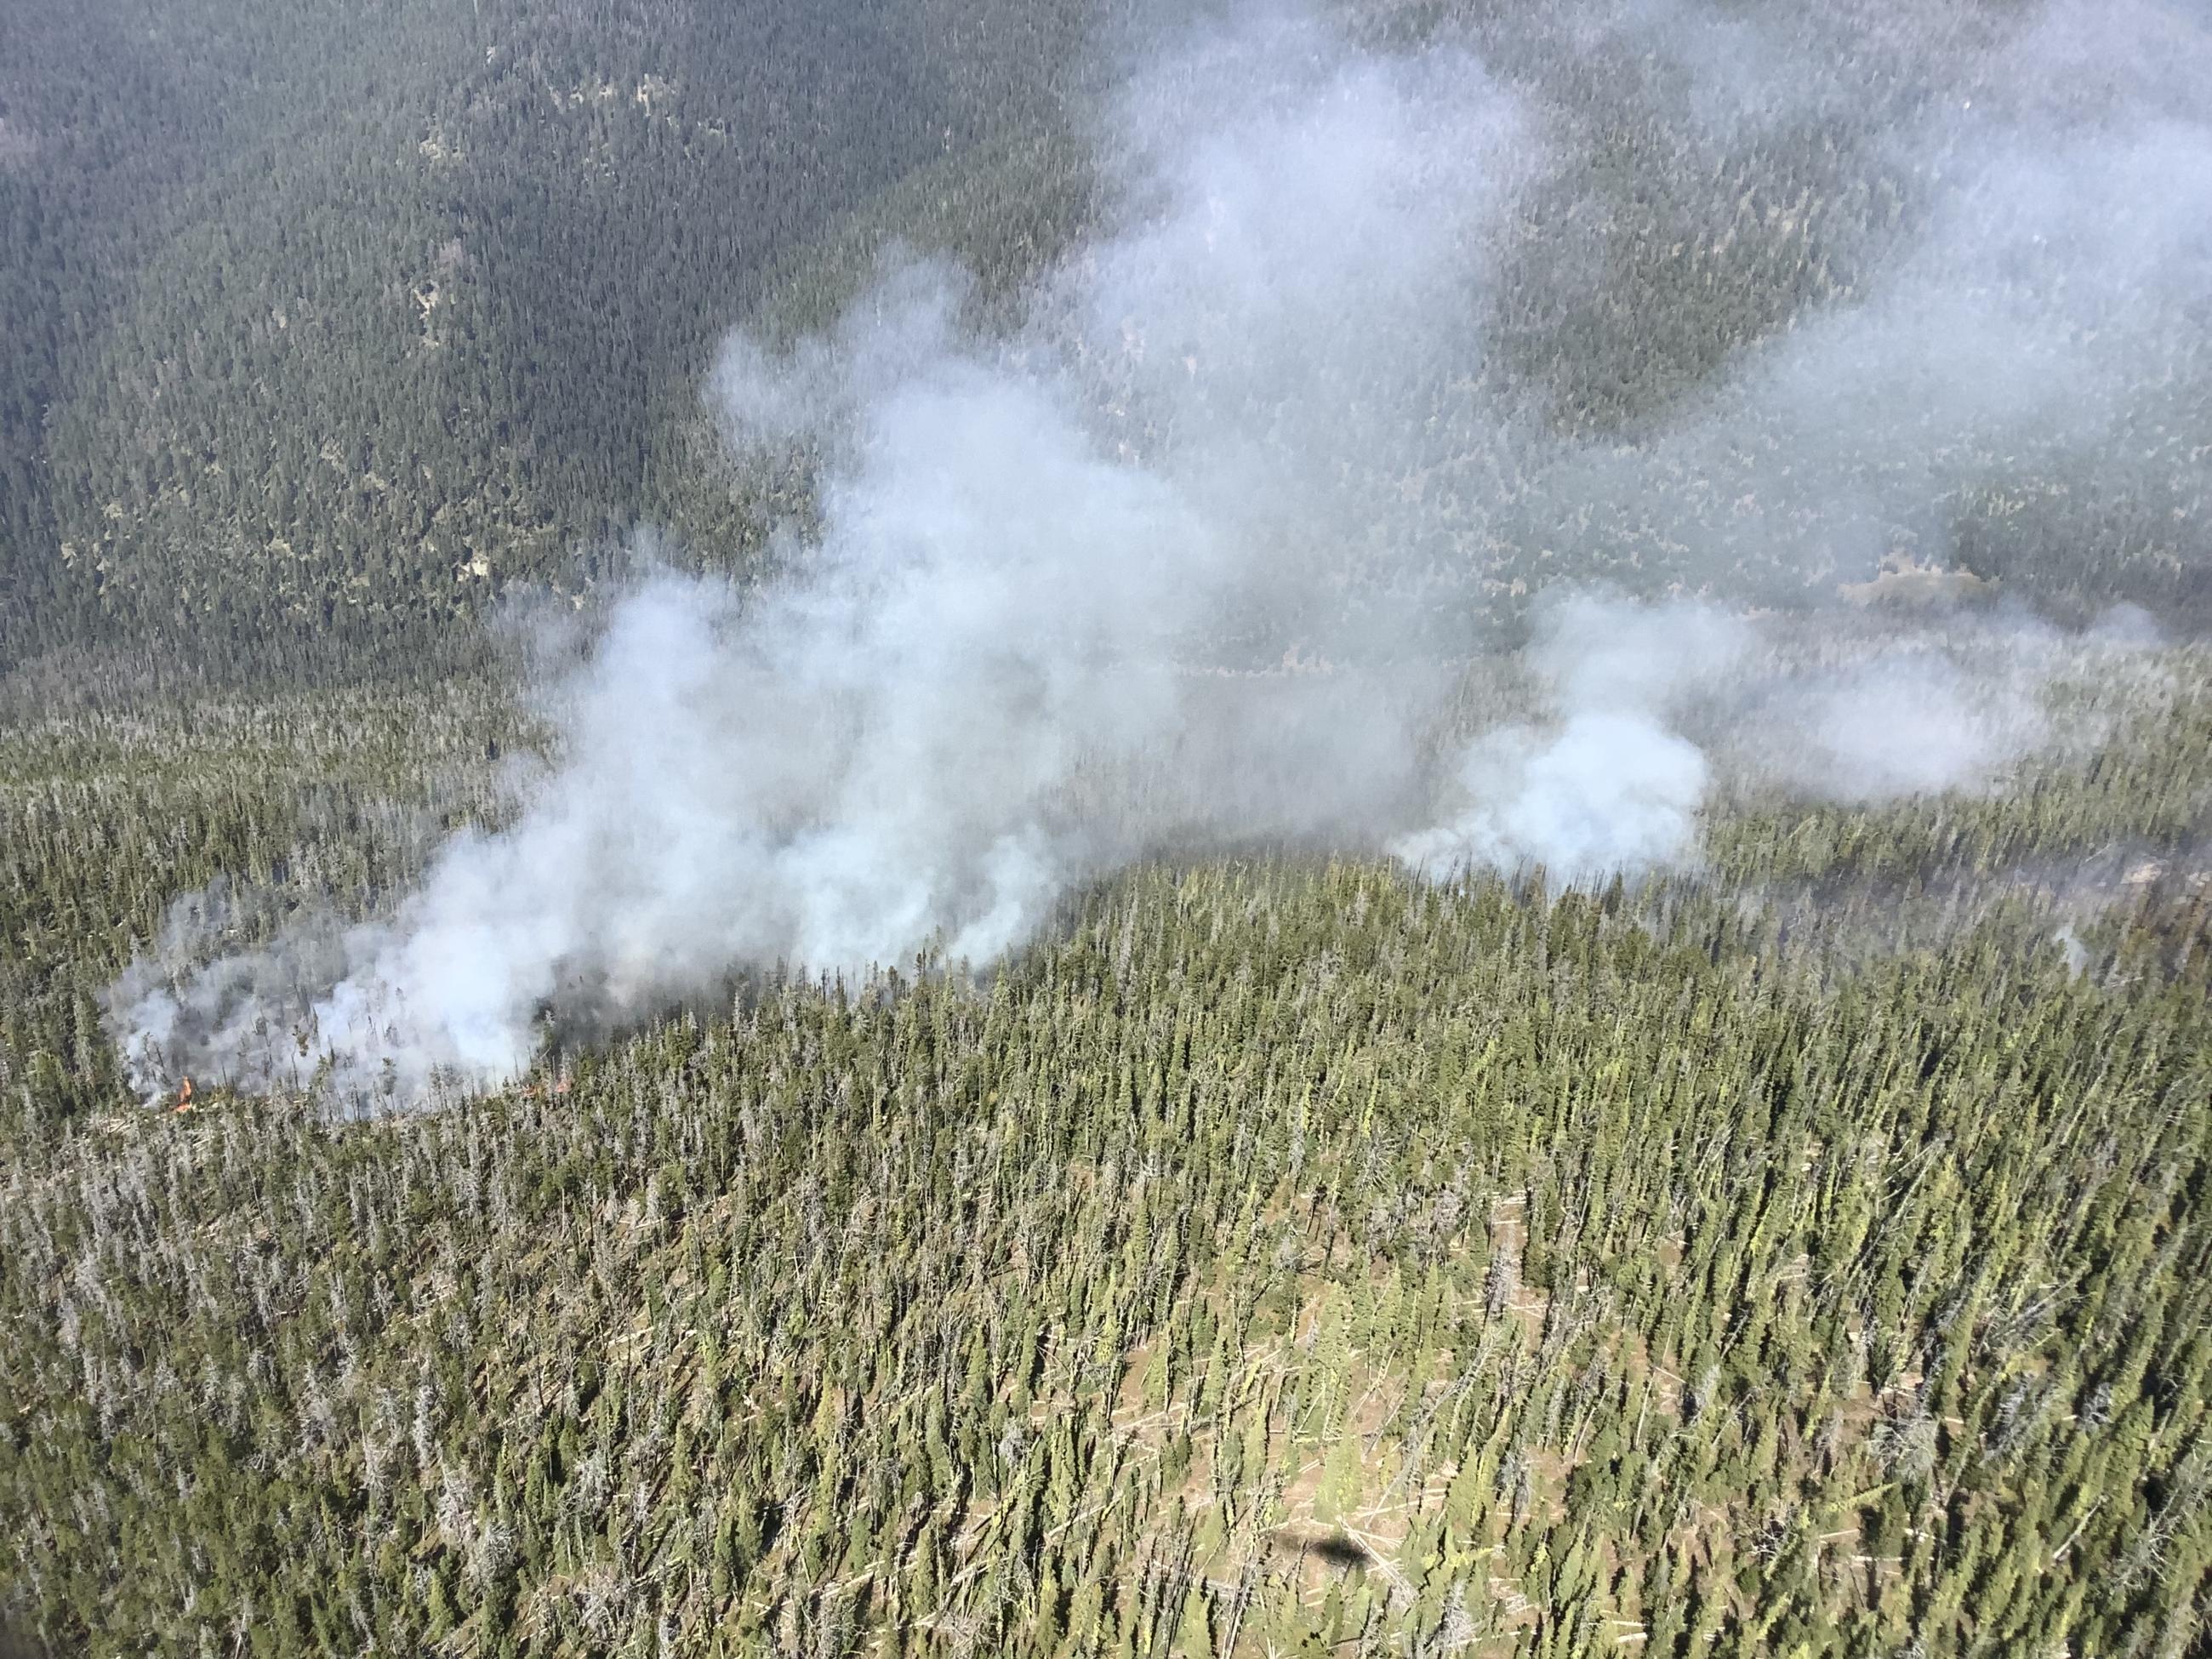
(173, 1077, 196, 1115)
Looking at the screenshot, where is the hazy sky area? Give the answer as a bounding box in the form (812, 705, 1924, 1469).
(106, 0, 2212, 1101)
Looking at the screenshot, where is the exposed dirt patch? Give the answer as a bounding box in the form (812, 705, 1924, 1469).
(1838, 554, 1994, 609)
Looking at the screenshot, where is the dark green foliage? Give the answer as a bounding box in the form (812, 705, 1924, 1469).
(0, 0, 1097, 670)
(3, 691, 2211, 1652)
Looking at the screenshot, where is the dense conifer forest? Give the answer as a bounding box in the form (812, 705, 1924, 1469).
(0, 0, 1099, 667)
(5, 1, 2212, 1655)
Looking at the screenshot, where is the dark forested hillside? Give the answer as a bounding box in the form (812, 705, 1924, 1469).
(0, 0, 1097, 670)
(8, 0, 2210, 680)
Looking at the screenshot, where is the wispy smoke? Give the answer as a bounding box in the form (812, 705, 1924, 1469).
(107, 0, 2207, 1101)
(1751, 647, 2048, 805)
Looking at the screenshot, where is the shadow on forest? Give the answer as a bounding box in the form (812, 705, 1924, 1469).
(1273, 1529, 1373, 1574)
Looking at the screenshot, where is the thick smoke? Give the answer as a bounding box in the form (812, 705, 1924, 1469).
(1394, 596, 1752, 881)
(113, 5, 1526, 1098)
(1391, 594, 2151, 881)
(107, 0, 2208, 1102)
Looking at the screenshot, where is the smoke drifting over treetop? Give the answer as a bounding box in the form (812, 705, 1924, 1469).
(108, 0, 2209, 1101)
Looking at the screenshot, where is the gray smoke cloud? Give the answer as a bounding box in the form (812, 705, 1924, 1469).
(106, 0, 2208, 1102)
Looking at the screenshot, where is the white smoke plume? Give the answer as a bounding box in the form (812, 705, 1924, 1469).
(106, 0, 2209, 1103)
(1394, 596, 1752, 881)
(111, 4, 1526, 1099)
(1394, 590, 2168, 882)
